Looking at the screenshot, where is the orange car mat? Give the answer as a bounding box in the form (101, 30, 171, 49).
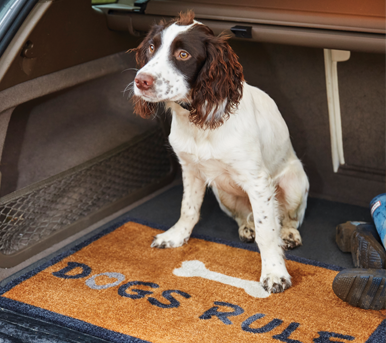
(1, 219, 385, 343)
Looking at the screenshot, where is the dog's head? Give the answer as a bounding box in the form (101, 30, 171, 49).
(131, 11, 244, 129)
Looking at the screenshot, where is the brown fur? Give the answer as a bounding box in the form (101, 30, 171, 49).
(190, 31, 244, 129)
(131, 11, 244, 127)
(176, 10, 195, 26)
(132, 96, 158, 119)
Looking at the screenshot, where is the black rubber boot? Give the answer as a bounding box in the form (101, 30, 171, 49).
(332, 268, 386, 310)
(336, 222, 386, 269)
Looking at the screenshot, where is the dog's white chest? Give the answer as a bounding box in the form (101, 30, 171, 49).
(168, 109, 248, 196)
(169, 116, 222, 161)
(178, 151, 244, 196)
(169, 130, 244, 196)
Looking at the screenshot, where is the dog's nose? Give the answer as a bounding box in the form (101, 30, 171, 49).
(135, 73, 154, 91)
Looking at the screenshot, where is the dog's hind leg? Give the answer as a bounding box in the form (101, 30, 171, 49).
(212, 187, 255, 243)
(276, 158, 309, 250)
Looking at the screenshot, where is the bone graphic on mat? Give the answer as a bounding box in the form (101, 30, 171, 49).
(173, 260, 269, 298)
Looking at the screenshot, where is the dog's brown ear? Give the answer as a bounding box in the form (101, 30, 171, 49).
(130, 22, 165, 68)
(190, 34, 244, 129)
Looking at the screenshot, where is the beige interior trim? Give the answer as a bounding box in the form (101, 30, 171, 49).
(0, 108, 13, 157)
(0, 2, 52, 85)
(0, 107, 14, 188)
(323, 49, 350, 173)
(0, 51, 130, 114)
(146, 1, 385, 34)
(105, 13, 386, 53)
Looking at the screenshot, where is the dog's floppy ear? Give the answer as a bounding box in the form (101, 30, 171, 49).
(130, 22, 166, 118)
(132, 21, 166, 68)
(190, 34, 244, 129)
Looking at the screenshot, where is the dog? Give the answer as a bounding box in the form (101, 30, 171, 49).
(131, 11, 309, 294)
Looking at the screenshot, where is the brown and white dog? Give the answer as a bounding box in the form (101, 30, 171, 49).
(131, 11, 309, 294)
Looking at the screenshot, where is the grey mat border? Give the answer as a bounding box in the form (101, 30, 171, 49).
(0, 307, 111, 343)
(0, 215, 384, 343)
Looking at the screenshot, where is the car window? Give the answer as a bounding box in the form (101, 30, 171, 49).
(0, 0, 26, 43)
(91, 0, 118, 4)
(0, 0, 15, 17)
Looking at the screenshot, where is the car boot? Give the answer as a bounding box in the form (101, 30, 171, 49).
(370, 193, 386, 250)
(336, 222, 386, 269)
(332, 268, 386, 310)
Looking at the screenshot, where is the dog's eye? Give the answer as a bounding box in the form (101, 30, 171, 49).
(149, 44, 155, 53)
(179, 51, 190, 60)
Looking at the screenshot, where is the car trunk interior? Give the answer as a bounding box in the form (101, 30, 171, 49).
(0, 0, 384, 340)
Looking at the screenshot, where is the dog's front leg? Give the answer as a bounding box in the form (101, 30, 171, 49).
(239, 170, 291, 293)
(151, 165, 205, 248)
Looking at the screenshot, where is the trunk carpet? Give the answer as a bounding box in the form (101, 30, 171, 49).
(127, 185, 373, 269)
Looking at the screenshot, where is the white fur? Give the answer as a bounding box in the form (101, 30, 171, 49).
(134, 23, 309, 294)
(134, 23, 194, 102)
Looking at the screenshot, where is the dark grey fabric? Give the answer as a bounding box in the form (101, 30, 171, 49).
(0, 308, 109, 343)
(127, 185, 372, 268)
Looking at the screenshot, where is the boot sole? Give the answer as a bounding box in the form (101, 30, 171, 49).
(335, 222, 385, 269)
(336, 222, 358, 252)
(332, 269, 386, 310)
(351, 230, 386, 269)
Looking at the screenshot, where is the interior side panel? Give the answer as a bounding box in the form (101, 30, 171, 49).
(0, 0, 140, 91)
(0, 68, 155, 197)
(339, 52, 385, 173)
(230, 40, 384, 206)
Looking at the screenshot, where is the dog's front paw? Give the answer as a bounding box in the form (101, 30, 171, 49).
(261, 272, 291, 294)
(150, 229, 189, 249)
(281, 228, 302, 250)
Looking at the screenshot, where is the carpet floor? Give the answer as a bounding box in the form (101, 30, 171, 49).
(128, 185, 373, 268)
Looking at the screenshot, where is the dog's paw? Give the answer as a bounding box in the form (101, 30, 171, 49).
(281, 228, 302, 250)
(261, 272, 292, 294)
(150, 229, 189, 249)
(238, 225, 255, 243)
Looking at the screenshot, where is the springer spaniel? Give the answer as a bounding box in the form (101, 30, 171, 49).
(131, 11, 309, 294)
